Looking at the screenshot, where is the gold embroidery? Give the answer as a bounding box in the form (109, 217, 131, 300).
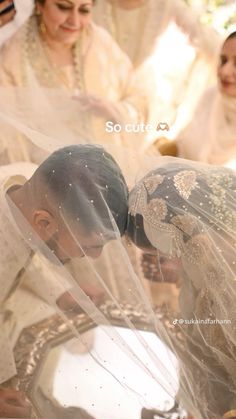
(183, 235, 212, 265)
(205, 264, 226, 288)
(173, 170, 198, 200)
(171, 214, 197, 236)
(195, 286, 232, 355)
(143, 174, 164, 195)
(24, 15, 84, 90)
(144, 198, 167, 222)
(205, 171, 236, 231)
(128, 185, 143, 216)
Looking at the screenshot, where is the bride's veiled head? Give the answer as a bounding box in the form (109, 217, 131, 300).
(16, 144, 128, 263)
(127, 157, 236, 256)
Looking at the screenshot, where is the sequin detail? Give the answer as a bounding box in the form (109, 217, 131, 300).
(144, 198, 167, 222)
(205, 170, 236, 231)
(128, 185, 143, 216)
(171, 214, 198, 236)
(143, 174, 164, 195)
(173, 170, 198, 200)
(183, 235, 211, 265)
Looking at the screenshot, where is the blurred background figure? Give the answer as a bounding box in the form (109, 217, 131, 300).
(93, 0, 225, 143)
(0, 0, 147, 179)
(177, 31, 236, 169)
(0, 0, 32, 45)
(0, 0, 16, 29)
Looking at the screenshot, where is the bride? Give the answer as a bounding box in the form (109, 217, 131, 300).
(127, 156, 236, 418)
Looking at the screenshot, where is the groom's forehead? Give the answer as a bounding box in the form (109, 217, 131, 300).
(70, 224, 115, 245)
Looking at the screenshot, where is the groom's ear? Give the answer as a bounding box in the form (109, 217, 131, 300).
(32, 210, 58, 241)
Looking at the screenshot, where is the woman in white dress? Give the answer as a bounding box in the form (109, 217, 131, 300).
(0, 0, 147, 175)
(93, 0, 220, 68)
(93, 0, 221, 139)
(177, 31, 236, 169)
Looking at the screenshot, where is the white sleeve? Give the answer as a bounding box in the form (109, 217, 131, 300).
(172, 0, 222, 59)
(96, 26, 148, 125)
(22, 254, 72, 304)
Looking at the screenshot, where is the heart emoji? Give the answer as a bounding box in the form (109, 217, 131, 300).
(156, 122, 170, 131)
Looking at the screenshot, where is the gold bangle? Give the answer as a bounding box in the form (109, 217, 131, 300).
(223, 410, 236, 419)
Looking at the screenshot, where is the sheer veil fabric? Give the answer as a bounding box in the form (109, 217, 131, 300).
(177, 86, 236, 167)
(0, 4, 234, 419)
(0, 10, 149, 179)
(0, 95, 235, 417)
(128, 156, 236, 418)
(0, 104, 179, 418)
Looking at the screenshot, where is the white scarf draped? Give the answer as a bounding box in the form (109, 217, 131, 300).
(177, 86, 236, 167)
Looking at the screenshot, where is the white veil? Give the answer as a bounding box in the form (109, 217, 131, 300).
(0, 82, 152, 186)
(127, 157, 236, 418)
(0, 64, 235, 417)
(1, 75, 236, 417)
(0, 93, 184, 419)
(0, 1, 234, 415)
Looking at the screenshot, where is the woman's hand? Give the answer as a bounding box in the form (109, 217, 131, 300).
(74, 94, 120, 123)
(0, 389, 31, 418)
(0, 1, 16, 27)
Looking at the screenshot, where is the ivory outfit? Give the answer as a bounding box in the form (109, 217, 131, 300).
(93, 0, 220, 68)
(0, 163, 70, 384)
(0, 15, 148, 307)
(93, 0, 221, 138)
(177, 86, 236, 168)
(0, 15, 147, 181)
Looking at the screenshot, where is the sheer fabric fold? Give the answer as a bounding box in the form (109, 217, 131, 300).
(128, 156, 236, 418)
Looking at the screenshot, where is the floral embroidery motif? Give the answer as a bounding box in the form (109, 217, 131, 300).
(205, 264, 226, 288)
(173, 170, 198, 200)
(184, 235, 212, 266)
(205, 171, 236, 230)
(144, 198, 167, 222)
(171, 214, 197, 236)
(128, 185, 143, 216)
(143, 174, 164, 195)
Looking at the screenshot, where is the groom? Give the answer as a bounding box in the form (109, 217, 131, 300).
(0, 144, 128, 417)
